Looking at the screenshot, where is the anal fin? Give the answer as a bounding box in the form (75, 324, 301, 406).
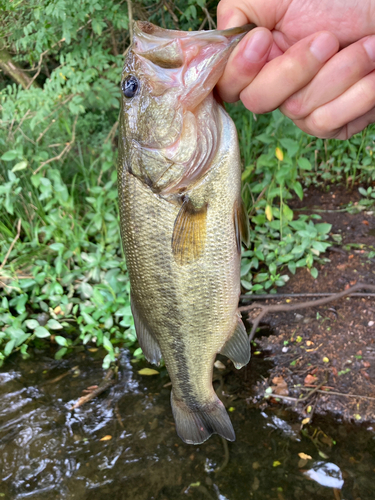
(233, 199, 250, 253)
(220, 316, 250, 369)
(171, 391, 235, 445)
(172, 197, 207, 265)
(131, 297, 162, 365)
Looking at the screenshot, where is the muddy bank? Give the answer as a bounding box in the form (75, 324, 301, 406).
(240, 186, 375, 424)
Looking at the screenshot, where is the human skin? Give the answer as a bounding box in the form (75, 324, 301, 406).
(216, 0, 375, 139)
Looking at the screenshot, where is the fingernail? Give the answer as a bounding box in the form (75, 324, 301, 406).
(244, 31, 270, 63)
(363, 36, 375, 61)
(310, 32, 338, 62)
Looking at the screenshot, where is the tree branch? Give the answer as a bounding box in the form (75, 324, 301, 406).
(240, 282, 375, 342)
(0, 48, 39, 89)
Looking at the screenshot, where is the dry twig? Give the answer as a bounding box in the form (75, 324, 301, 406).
(0, 219, 21, 272)
(266, 375, 328, 405)
(69, 369, 115, 410)
(33, 115, 78, 175)
(240, 282, 375, 342)
(127, 0, 134, 42)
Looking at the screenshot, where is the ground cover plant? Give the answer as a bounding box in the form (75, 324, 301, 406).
(1, 0, 374, 367)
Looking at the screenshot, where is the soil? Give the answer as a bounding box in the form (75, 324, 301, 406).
(238, 185, 375, 424)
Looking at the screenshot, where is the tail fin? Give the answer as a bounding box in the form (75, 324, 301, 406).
(171, 391, 235, 445)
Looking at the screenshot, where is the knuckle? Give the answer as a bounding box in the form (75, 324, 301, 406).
(241, 94, 274, 114)
(356, 79, 375, 105)
(282, 95, 305, 119)
(306, 109, 333, 137)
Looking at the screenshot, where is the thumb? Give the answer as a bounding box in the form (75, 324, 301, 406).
(217, 0, 289, 30)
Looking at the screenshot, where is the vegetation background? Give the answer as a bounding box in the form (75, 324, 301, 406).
(0, 0, 374, 368)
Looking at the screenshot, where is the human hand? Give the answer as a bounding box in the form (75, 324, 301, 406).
(217, 0, 375, 139)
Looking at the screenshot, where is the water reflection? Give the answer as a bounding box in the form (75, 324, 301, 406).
(0, 351, 374, 499)
(304, 461, 344, 489)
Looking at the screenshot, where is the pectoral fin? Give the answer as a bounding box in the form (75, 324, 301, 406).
(131, 297, 162, 365)
(233, 199, 250, 253)
(220, 316, 250, 369)
(172, 197, 207, 265)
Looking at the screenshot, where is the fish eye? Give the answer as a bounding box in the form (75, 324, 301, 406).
(122, 75, 139, 98)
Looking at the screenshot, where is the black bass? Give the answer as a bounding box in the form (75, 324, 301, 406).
(118, 21, 255, 445)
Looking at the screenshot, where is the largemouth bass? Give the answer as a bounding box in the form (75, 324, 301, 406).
(118, 21, 255, 445)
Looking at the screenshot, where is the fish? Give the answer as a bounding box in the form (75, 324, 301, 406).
(118, 21, 255, 445)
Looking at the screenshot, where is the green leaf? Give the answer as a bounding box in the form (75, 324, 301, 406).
(15, 333, 31, 347)
(34, 326, 51, 338)
(55, 335, 68, 346)
(49, 243, 65, 252)
(293, 181, 304, 200)
(283, 204, 294, 221)
(12, 160, 28, 172)
(102, 336, 113, 352)
(310, 267, 318, 279)
(1, 151, 18, 161)
(4, 339, 15, 356)
(46, 319, 63, 330)
(312, 241, 330, 253)
(254, 273, 268, 283)
(297, 157, 312, 170)
(25, 319, 40, 330)
(288, 261, 297, 275)
(314, 223, 332, 235)
(55, 347, 68, 360)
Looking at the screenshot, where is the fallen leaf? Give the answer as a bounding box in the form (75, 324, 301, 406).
(348, 254, 354, 259)
(138, 368, 159, 376)
(100, 435, 112, 441)
(271, 376, 289, 396)
(362, 220, 369, 225)
(298, 452, 312, 460)
(363, 361, 371, 368)
(273, 460, 281, 467)
(304, 374, 317, 385)
(331, 366, 338, 377)
(306, 341, 314, 347)
(337, 264, 347, 270)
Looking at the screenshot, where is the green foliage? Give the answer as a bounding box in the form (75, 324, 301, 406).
(0, 0, 211, 366)
(228, 105, 375, 294)
(0, 1, 374, 365)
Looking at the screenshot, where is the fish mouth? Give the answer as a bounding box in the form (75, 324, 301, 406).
(135, 21, 256, 40)
(193, 23, 257, 40)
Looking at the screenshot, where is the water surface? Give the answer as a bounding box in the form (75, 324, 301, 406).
(0, 350, 374, 499)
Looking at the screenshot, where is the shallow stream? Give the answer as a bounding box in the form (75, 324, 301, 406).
(0, 350, 374, 499)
